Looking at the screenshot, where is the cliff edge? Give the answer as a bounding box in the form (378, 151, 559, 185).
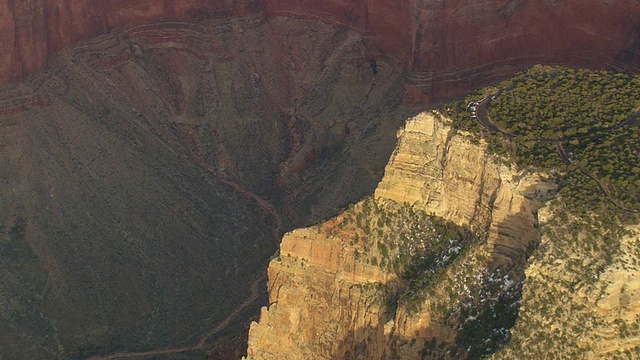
(246, 111, 640, 358)
(245, 112, 557, 358)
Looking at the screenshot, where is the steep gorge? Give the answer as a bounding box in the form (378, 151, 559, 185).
(0, 16, 411, 359)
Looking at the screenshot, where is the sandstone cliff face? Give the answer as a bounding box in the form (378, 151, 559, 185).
(246, 112, 554, 358)
(375, 113, 554, 267)
(1, 0, 639, 100)
(246, 224, 395, 359)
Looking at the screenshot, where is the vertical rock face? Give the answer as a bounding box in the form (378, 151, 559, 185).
(247, 225, 395, 360)
(375, 113, 553, 267)
(246, 113, 554, 359)
(404, 0, 640, 101)
(375, 114, 501, 228)
(0, 0, 264, 84)
(1, 0, 639, 99)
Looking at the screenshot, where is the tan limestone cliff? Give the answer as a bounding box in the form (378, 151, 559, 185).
(249, 111, 638, 358)
(495, 212, 640, 359)
(375, 112, 555, 267)
(246, 112, 553, 359)
(246, 219, 396, 360)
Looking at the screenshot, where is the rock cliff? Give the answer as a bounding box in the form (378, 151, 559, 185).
(2, 0, 639, 100)
(495, 215, 640, 358)
(247, 111, 640, 358)
(373, 113, 554, 267)
(246, 112, 556, 358)
(0, 0, 264, 84)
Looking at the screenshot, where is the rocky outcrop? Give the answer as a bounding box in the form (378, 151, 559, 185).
(246, 112, 554, 359)
(375, 113, 554, 266)
(1, 0, 639, 100)
(246, 223, 396, 359)
(247, 111, 640, 358)
(495, 216, 640, 358)
(375, 113, 501, 228)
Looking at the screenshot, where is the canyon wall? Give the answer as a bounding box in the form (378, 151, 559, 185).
(404, 0, 640, 101)
(246, 112, 555, 358)
(246, 112, 640, 358)
(0, 0, 264, 84)
(2, 0, 640, 100)
(0, 16, 413, 358)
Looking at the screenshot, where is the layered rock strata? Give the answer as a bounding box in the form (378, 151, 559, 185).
(246, 112, 554, 358)
(247, 111, 640, 358)
(374, 114, 555, 267)
(496, 217, 640, 358)
(2, 0, 639, 100)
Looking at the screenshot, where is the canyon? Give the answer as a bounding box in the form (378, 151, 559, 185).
(0, 13, 412, 359)
(0, 0, 639, 359)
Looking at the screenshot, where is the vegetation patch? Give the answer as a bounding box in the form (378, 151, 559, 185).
(444, 65, 640, 358)
(335, 197, 478, 310)
(450, 65, 640, 227)
(333, 197, 524, 357)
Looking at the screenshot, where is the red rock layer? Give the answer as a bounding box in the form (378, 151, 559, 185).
(265, 0, 414, 64)
(405, 0, 640, 101)
(1, 0, 639, 100)
(0, 0, 264, 84)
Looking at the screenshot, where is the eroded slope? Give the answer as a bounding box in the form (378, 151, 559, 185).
(0, 16, 411, 359)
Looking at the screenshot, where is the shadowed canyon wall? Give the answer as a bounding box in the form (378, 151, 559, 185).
(0, 0, 263, 84)
(2, 0, 640, 100)
(0, 15, 414, 359)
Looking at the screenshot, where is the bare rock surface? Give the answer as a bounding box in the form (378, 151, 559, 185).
(246, 112, 554, 359)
